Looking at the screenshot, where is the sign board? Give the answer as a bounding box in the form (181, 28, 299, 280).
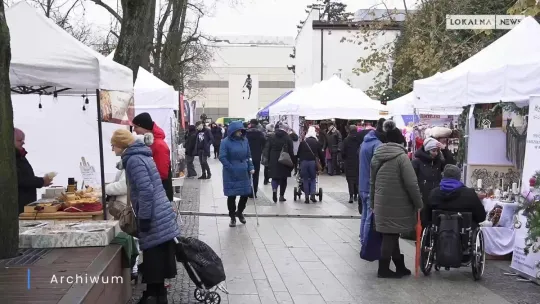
(79, 157, 99, 188)
(99, 90, 134, 125)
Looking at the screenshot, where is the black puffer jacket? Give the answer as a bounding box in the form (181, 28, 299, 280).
(184, 126, 197, 157)
(341, 129, 361, 179)
(16, 149, 45, 213)
(411, 147, 455, 206)
(245, 127, 266, 163)
(427, 186, 486, 228)
(266, 129, 295, 179)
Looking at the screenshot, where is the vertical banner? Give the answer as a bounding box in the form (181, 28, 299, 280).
(179, 94, 186, 129)
(190, 100, 197, 125)
(99, 90, 134, 125)
(510, 95, 540, 283)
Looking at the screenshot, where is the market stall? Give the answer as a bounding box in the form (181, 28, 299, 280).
(7, 1, 133, 219)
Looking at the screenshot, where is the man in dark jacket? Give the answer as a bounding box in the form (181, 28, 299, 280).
(412, 137, 456, 226)
(184, 125, 198, 178)
(15, 128, 53, 213)
(246, 119, 266, 197)
(326, 122, 342, 175)
(427, 164, 486, 227)
(342, 125, 361, 203)
(195, 122, 213, 179)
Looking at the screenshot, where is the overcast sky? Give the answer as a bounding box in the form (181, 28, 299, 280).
(84, 0, 416, 38)
(9, 0, 416, 38)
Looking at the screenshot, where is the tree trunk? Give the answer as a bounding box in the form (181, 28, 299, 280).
(113, 0, 156, 83)
(0, 1, 20, 260)
(161, 0, 188, 90)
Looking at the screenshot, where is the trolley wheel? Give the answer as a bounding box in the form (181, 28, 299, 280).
(194, 288, 206, 302)
(293, 187, 298, 201)
(420, 227, 434, 276)
(471, 228, 485, 281)
(318, 188, 323, 201)
(205, 291, 221, 304)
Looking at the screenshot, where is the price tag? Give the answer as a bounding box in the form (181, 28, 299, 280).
(79, 157, 99, 188)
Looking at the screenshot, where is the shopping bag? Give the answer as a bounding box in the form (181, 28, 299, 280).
(360, 211, 382, 262)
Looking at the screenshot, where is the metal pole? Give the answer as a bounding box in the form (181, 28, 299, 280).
(96, 89, 107, 220)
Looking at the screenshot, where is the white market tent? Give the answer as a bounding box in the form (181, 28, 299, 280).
(107, 52, 178, 151)
(269, 76, 385, 120)
(8, 2, 132, 92)
(7, 1, 133, 213)
(414, 16, 540, 108)
(387, 92, 462, 116)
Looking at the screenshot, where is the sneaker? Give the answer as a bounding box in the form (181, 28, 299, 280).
(236, 212, 247, 224)
(229, 219, 236, 227)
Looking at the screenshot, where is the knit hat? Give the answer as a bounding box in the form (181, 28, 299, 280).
(383, 120, 404, 144)
(111, 129, 135, 149)
(423, 137, 440, 151)
(443, 164, 461, 180)
(132, 112, 154, 131)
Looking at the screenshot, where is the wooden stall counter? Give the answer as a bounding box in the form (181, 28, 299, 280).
(19, 211, 104, 221)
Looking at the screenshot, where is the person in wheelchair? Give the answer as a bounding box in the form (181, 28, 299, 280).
(426, 164, 486, 228)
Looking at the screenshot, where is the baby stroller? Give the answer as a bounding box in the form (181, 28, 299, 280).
(174, 237, 229, 303)
(293, 166, 323, 202)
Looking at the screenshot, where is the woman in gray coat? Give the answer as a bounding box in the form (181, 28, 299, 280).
(370, 120, 423, 279)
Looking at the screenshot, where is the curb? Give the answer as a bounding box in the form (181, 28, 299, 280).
(177, 211, 361, 219)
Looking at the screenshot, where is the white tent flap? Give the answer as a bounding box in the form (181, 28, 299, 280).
(7, 2, 132, 91)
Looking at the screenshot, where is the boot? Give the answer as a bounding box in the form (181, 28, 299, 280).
(310, 194, 317, 202)
(393, 254, 412, 276)
(198, 174, 206, 180)
(206, 172, 212, 179)
(348, 196, 354, 204)
(272, 190, 278, 203)
(279, 196, 286, 202)
(137, 294, 158, 304)
(236, 212, 247, 224)
(354, 194, 358, 202)
(263, 179, 269, 185)
(158, 287, 168, 304)
(229, 218, 236, 227)
(304, 196, 310, 204)
(377, 258, 403, 279)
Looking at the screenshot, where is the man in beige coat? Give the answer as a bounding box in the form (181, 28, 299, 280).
(370, 120, 423, 278)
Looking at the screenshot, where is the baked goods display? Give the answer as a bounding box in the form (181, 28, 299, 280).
(58, 186, 102, 211)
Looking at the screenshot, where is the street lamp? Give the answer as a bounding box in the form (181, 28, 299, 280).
(388, 59, 395, 89)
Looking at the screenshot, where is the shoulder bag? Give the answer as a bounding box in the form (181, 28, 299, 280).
(304, 140, 322, 172)
(278, 142, 294, 167)
(118, 175, 138, 237)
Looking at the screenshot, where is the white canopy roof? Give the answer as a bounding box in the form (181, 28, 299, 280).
(413, 17, 540, 108)
(269, 76, 385, 120)
(7, 2, 132, 92)
(107, 51, 177, 109)
(387, 92, 462, 115)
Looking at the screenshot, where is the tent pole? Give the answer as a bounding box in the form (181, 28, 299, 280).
(96, 89, 107, 220)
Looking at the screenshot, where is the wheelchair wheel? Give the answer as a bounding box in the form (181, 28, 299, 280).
(471, 228, 486, 281)
(318, 188, 323, 201)
(293, 187, 298, 201)
(205, 291, 221, 304)
(420, 227, 434, 276)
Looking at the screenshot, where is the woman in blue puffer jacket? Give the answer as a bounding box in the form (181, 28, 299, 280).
(111, 129, 180, 304)
(219, 121, 254, 228)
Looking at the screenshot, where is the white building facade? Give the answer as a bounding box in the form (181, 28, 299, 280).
(187, 36, 294, 121)
(294, 8, 404, 93)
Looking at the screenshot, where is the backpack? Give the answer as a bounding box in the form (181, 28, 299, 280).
(435, 214, 463, 268)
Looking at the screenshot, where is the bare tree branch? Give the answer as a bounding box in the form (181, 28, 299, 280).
(88, 0, 122, 22)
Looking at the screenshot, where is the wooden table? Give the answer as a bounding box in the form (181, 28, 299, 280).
(19, 211, 104, 221)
